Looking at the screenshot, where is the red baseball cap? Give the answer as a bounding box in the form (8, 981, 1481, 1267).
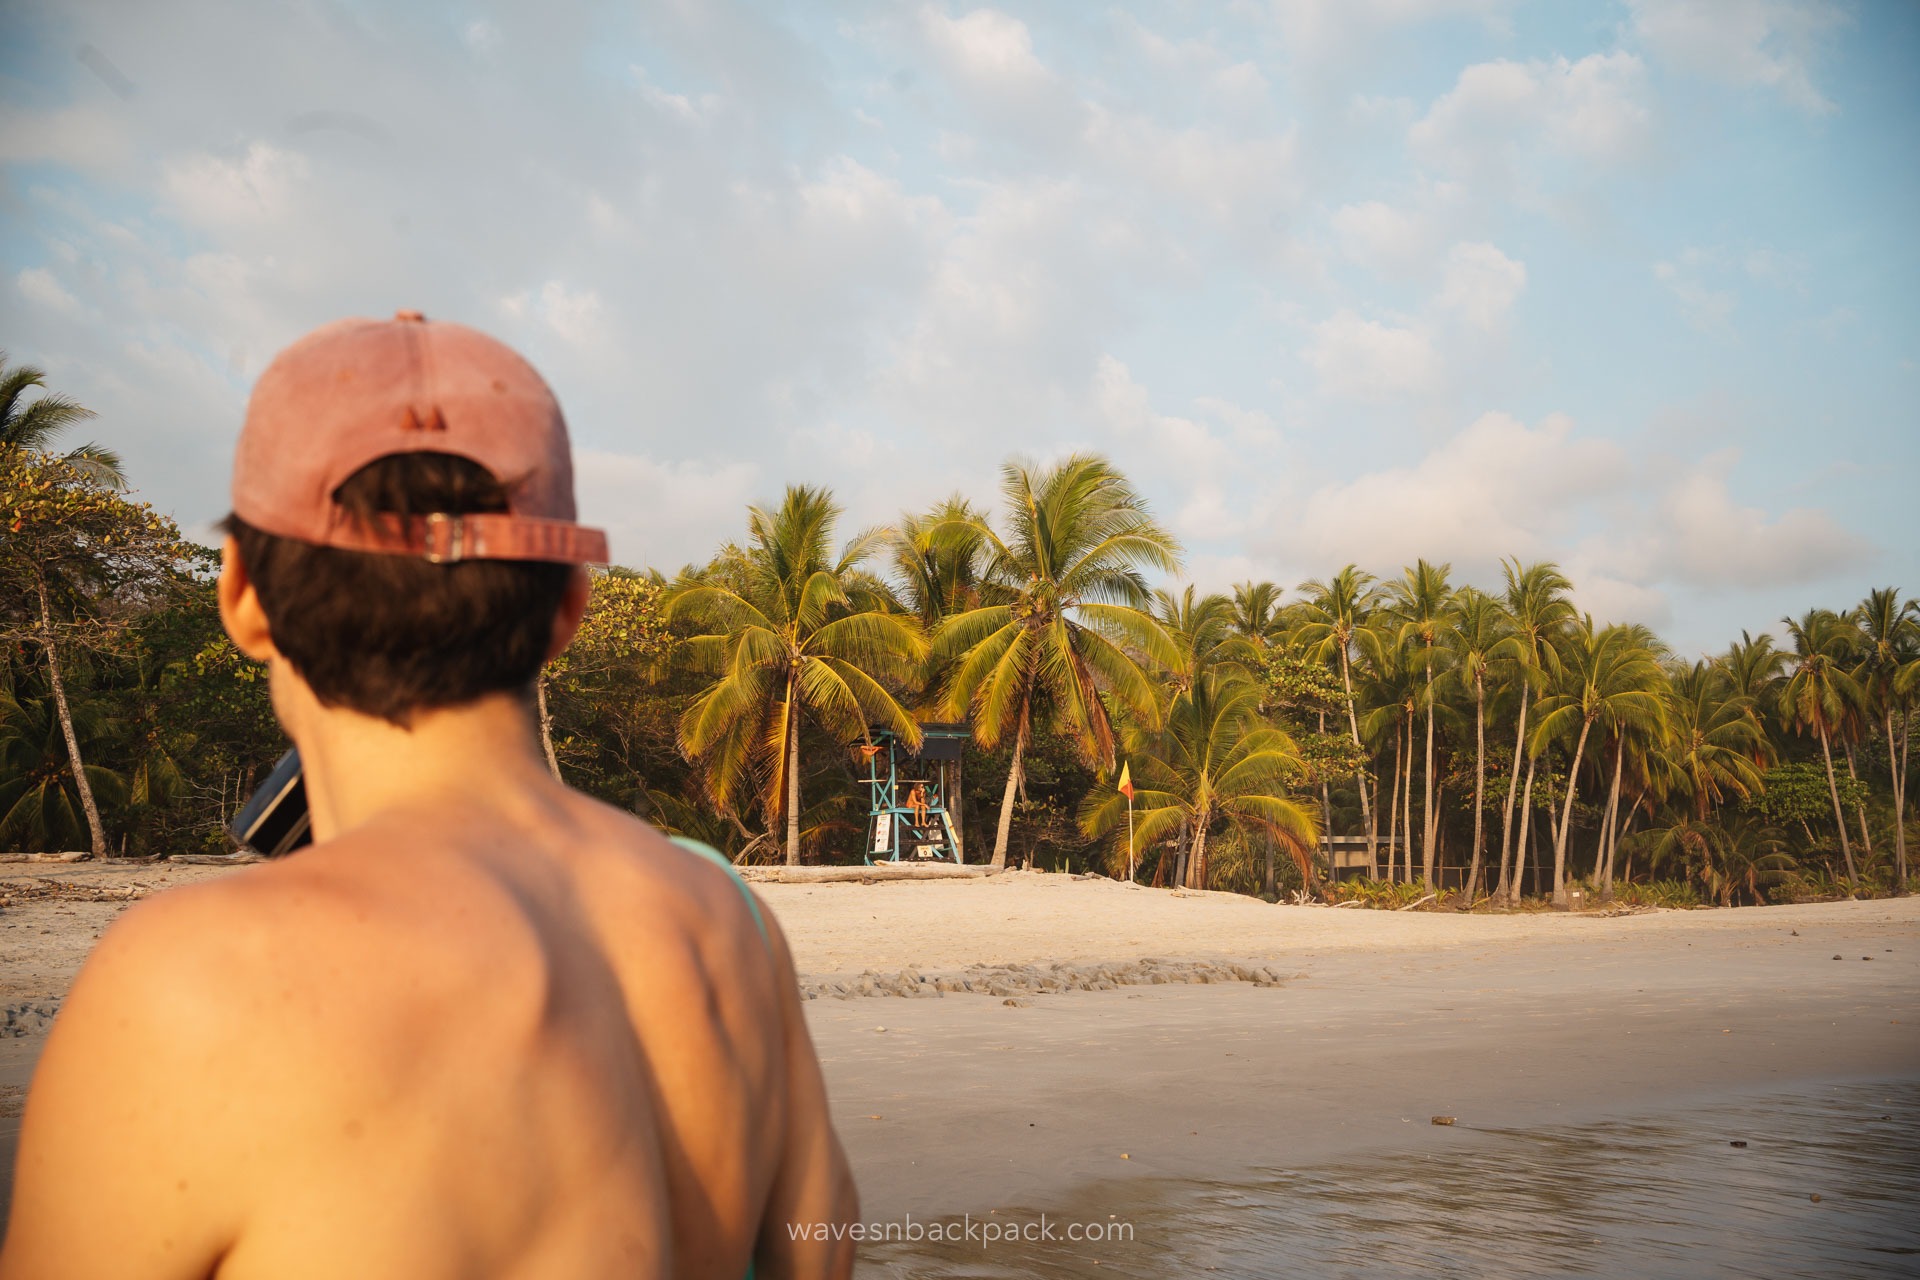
(232, 310, 608, 564)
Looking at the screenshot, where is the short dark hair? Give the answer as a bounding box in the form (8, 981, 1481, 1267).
(225, 452, 573, 726)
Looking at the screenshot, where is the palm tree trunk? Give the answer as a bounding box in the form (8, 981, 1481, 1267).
(952, 754, 966, 864)
(1598, 737, 1624, 899)
(1190, 811, 1211, 890)
(1466, 676, 1487, 900)
(1422, 652, 1437, 886)
(1841, 741, 1872, 855)
(536, 671, 561, 779)
(1366, 771, 1381, 880)
(36, 573, 106, 858)
(785, 700, 802, 866)
(1317, 708, 1334, 876)
(1387, 723, 1403, 884)
(1514, 751, 1539, 901)
(1497, 685, 1531, 902)
(1889, 709, 1908, 895)
(1817, 724, 1857, 888)
(1338, 647, 1376, 871)
(1402, 721, 1415, 883)
(1552, 717, 1593, 907)
(990, 709, 1030, 871)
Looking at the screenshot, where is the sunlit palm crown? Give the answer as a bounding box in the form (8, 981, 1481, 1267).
(0, 354, 123, 489)
(669, 484, 926, 818)
(1079, 672, 1319, 872)
(931, 454, 1182, 765)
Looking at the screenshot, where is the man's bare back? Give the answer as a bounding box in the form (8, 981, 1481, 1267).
(3, 771, 854, 1278)
(2, 313, 856, 1277)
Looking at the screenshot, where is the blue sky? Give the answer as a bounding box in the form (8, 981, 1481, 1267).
(3, 0, 1914, 654)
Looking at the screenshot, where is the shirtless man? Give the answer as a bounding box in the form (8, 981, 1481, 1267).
(0, 313, 857, 1279)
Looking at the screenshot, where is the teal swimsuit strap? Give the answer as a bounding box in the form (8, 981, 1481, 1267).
(665, 836, 765, 1280)
(667, 835, 768, 944)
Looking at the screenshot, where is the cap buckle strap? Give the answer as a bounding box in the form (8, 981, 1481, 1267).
(422, 512, 466, 563)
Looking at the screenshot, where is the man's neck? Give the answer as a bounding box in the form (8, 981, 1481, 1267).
(278, 677, 559, 843)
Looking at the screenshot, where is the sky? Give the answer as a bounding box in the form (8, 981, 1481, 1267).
(2, 0, 1915, 656)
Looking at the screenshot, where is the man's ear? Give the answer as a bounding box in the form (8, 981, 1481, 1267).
(218, 536, 279, 663)
(544, 566, 592, 664)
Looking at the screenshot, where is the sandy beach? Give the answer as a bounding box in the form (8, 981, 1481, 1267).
(3, 862, 1917, 1262)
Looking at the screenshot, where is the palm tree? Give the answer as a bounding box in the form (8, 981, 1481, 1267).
(1495, 561, 1576, 902)
(1779, 608, 1868, 889)
(1644, 814, 1794, 907)
(671, 486, 927, 865)
(1229, 580, 1287, 651)
(1665, 660, 1767, 819)
(933, 455, 1182, 869)
(887, 495, 992, 630)
(1295, 566, 1383, 875)
(1530, 619, 1666, 906)
(1586, 627, 1669, 899)
(1078, 672, 1318, 890)
(1715, 630, 1787, 768)
(1444, 587, 1507, 899)
(1152, 585, 1243, 693)
(1854, 588, 1918, 894)
(1385, 560, 1453, 885)
(0, 354, 123, 487)
(1358, 650, 1418, 883)
(0, 681, 126, 852)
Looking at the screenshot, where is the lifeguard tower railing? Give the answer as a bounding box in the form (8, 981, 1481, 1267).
(863, 722, 969, 864)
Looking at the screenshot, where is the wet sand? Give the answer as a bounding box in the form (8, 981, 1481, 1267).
(2, 863, 1916, 1248)
(785, 886, 1918, 1228)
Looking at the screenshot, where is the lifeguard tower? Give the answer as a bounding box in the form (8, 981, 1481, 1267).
(861, 722, 970, 864)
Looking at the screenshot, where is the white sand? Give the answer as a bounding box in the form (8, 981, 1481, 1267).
(3, 864, 1917, 1235)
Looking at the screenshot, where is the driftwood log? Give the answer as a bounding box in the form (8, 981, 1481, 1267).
(739, 864, 996, 885)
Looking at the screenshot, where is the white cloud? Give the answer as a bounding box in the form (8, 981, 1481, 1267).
(1301, 311, 1441, 402)
(501, 281, 607, 347)
(1653, 253, 1737, 334)
(920, 6, 1051, 92)
(1282, 412, 1629, 568)
(463, 19, 502, 56)
(1088, 358, 1284, 545)
(1623, 454, 1869, 588)
(1331, 200, 1432, 277)
(1627, 0, 1847, 113)
(572, 450, 760, 571)
(1410, 52, 1652, 182)
(1271, 0, 1520, 62)
(0, 103, 133, 173)
(162, 142, 310, 228)
(1436, 241, 1526, 331)
(16, 267, 83, 316)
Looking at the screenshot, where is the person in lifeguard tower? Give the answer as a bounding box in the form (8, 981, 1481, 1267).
(906, 781, 930, 830)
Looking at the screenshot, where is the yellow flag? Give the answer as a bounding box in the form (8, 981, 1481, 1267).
(1117, 762, 1134, 799)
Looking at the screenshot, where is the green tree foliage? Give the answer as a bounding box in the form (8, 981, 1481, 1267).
(1080, 673, 1317, 890)
(1, 454, 195, 853)
(5, 404, 1912, 906)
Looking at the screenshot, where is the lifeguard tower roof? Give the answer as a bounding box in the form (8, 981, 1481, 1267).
(900, 722, 969, 761)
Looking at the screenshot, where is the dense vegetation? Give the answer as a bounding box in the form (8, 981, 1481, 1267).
(4, 359, 1914, 907)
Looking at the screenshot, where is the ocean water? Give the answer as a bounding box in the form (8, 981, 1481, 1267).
(857, 1080, 1920, 1279)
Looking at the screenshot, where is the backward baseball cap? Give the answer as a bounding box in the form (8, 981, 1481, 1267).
(232, 310, 608, 565)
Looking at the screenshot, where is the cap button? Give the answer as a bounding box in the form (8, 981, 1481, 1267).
(394, 309, 426, 323)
